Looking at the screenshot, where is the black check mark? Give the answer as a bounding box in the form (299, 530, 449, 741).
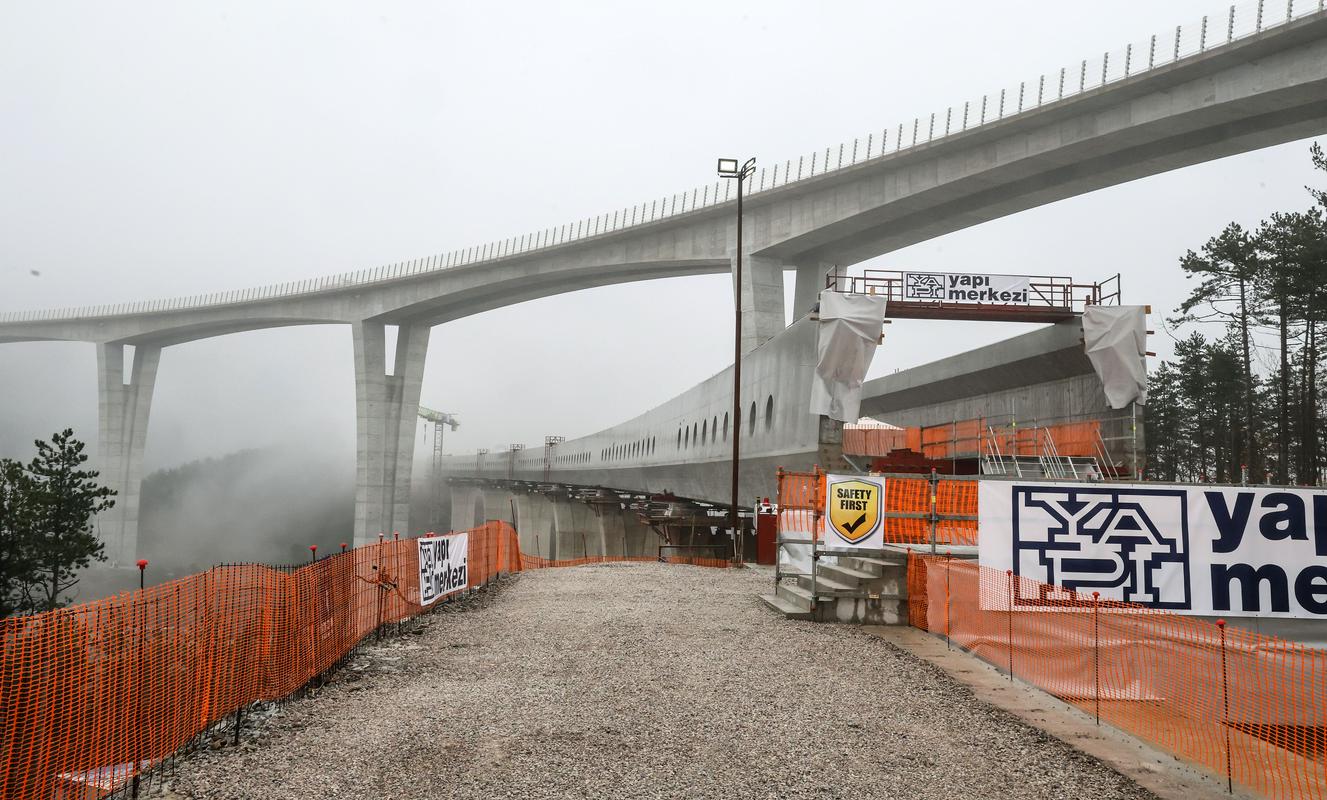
(842, 513, 868, 534)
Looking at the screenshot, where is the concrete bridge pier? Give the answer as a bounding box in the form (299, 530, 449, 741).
(352, 321, 429, 547)
(594, 507, 625, 558)
(446, 483, 665, 560)
(624, 513, 657, 558)
(735, 253, 785, 355)
(792, 262, 833, 321)
(94, 342, 162, 565)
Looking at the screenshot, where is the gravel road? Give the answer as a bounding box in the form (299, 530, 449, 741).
(168, 562, 1155, 800)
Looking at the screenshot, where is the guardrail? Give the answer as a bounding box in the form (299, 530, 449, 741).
(2, 0, 1321, 325)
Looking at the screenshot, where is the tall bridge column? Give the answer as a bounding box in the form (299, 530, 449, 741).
(95, 342, 161, 566)
(792, 262, 832, 322)
(735, 254, 785, 354)
(352, 321, 430, 546)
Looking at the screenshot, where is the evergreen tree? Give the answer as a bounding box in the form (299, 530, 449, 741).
(0, 430, 116, 614)
(1172, 224, 1260, 473)
(0, 459, 38, 616)
(1144, 362, 1185, 481)
(1254, 209, 1326, 482)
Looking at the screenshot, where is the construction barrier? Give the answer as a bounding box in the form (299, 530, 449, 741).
(0, 522, 726, 799)
(911, 554, 1327, 800)
(777, 469, 977, 547)
(842, 416, 1105, 461)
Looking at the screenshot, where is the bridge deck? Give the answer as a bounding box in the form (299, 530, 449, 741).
(170, 563, 1154, 799)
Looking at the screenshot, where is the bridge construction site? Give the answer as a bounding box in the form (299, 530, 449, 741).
(2, 2, 1327, 799)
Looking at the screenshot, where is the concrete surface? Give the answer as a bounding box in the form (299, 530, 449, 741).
(166, 563, 1159, 800)
(863, 625, 1256, 800)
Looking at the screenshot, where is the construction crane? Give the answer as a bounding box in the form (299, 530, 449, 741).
(419, 405, 460, 529)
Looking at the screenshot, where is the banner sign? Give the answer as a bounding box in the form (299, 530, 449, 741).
(902, 271, 1030, 304)
(978, 481, 1327, 619)
(822, 474, 886, 550)
(417, 531, 469, 606)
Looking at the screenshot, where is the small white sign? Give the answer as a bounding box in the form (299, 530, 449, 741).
(902, 272, 1031, 304)
(417, 531, 469, 606)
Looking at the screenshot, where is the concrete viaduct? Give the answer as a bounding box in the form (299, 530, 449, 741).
(2, 6, 1326, 562)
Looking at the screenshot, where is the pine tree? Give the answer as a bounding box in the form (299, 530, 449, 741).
(6, 430, 117, 613)
(0, 459, 38, 616)
(1172, 224, 1260, 474)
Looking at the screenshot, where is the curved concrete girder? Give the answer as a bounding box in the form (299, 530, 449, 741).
(800, 106, 1327, 269)
(373, 258, 731, 327)
(750, 26, 1327, 266)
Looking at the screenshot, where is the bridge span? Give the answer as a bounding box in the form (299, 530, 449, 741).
(2, 5, 1326, 561)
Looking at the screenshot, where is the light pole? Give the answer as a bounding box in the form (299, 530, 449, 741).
(718, 157, 755, 563)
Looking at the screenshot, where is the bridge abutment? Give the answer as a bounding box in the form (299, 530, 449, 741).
(352, 321, 429, 546)
(94, 342, 161, 565)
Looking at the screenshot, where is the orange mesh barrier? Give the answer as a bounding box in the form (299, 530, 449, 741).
(916, 556, 1327, 799)
(1046, 420, 1103, 458)
(906, 552, 929, 630)
(776, 468, 823, 544)
(777, 471, 978, 547)
(844, 418, 1103, 460)
(0, 521, 725, 799)
(841, 427, 908, 456)
(882, 477, 928, 542)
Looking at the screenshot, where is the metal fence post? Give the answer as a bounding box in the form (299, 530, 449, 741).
(928, 468, 939, 554)
(1093, 591, 1101, 725)
(945, 552, 953, 651)
(1219, 619, 1233, 794)
(1006, 569, 1015, 680)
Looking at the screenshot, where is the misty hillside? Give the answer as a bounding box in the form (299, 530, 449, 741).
(137, 446, 354, 577)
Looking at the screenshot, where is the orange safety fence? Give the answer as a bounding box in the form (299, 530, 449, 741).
(777, 470, 977, 547)
(0, 521, 726, 799)
(841, 426, 909, 456)
(910, 554, 1327, 799)
(843, 417, 1104, 460)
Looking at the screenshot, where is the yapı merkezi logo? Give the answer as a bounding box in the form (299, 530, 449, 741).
(903, 272, 946, 300)
(1011, 485, 1191, 609)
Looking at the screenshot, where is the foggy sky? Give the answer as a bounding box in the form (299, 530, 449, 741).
(1, 1, 1322, 473)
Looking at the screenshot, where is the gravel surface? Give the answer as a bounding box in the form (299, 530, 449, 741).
(165, 563, 1156, 800)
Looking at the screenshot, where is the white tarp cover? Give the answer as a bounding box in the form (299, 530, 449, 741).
(809, 291, 887, 422)
(1082, 305, 1147, 409)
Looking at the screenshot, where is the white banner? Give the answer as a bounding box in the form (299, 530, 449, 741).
(902, 271, 1030, 304)
(417, 531, 469, 606)
(978, 481, 1327, 619)
(821, 474, 886, 551)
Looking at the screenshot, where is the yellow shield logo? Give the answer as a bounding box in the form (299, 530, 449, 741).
(827, 479, 881, 544)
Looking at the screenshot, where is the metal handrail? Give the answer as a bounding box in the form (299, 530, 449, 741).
(3, 0, 1322, 325)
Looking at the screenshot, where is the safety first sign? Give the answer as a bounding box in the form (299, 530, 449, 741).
(822, 474, 886, 550)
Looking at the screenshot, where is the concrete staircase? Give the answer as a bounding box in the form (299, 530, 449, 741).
(760, 551, 908, 624)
